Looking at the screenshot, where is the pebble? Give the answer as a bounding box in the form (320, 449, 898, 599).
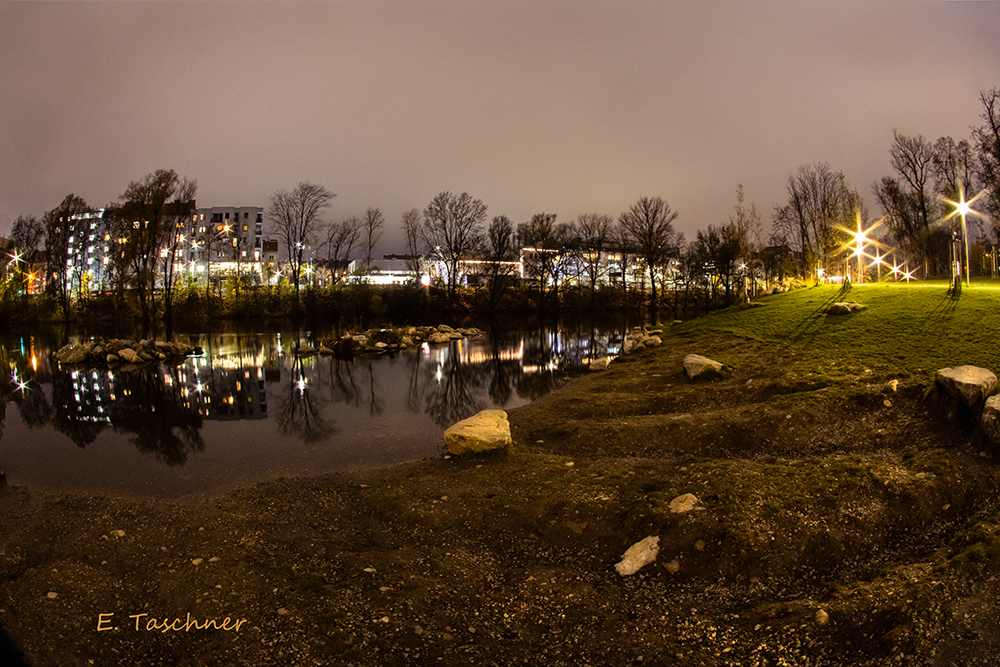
(209, 556, 221, 562)
(111, 529, 125, 538)
(815, 609, 830, 626)
(414, 625, 424, 635)
(47, 592, 57, 600)
(192, 558, 203, 566)
(277, 608, 288, 615)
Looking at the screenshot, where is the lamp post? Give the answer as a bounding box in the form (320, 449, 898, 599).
(954, 190, 972, 288)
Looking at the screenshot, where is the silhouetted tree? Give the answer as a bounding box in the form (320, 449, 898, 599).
(43, 194, 90, 318)
(974, 87, 1000, 234)
(484, 215, 519, 315)
(576, 213, 614, 302)
(421, 191, 488, 299)
(619, 197, 681, 317)
(518, 213, 573, 314)
(362, 207, 384, 268)
(268, 182, 335, 298)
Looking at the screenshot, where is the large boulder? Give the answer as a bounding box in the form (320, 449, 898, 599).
(427, 332, 452, 345)
(683, 354, 727, 381)
(982, 395, 1000, 445)
(936, 365, 997, 410)
(443, 410, 512, 455)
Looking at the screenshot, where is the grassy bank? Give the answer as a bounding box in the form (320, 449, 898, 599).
(3, 282, 1000, 666)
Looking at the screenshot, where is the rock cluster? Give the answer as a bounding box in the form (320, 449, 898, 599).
(54, 338, 197, 367)
(305, 325, 483, 356)
(621, 326, 664, 355)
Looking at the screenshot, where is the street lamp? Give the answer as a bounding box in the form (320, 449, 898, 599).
(944, 184, 985, 288)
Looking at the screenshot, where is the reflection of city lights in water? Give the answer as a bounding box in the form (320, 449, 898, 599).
(297, 376, 307, 394)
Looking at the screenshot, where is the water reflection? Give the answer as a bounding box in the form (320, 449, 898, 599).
(0, 319, 629, 497)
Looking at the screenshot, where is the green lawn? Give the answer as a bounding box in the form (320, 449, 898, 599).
(682, 281, 1000, 376)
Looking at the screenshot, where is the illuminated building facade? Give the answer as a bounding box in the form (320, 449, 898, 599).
(184, 206, 264, 281)
(63, 209, 113, 293)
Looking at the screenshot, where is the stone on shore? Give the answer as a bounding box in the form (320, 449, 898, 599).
(590, 357, 610, 372)
(443, 410, 512, 456)
(614, 535, 660, 576)
(427, 332, 452, 345)
(118, 348, 139, 364)
(936, 365, 997, 410)
(683, 354, 727, 381)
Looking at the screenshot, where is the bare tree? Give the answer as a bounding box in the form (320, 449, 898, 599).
(518, 213, 574, 313)
(401, 208, 423, 276)
(362, 207, 384, 268)
(10, 214, 43, 298)
(322, 217, 362, 282)
(871, 134, 944, 275)
(775, 163, 854, 278)
(618, 196, 681, 317)
(421, 191, 488, 299)
(974, 87, 1000, 234)
(162, 179, 196, 328)
(114, 169, 186, 332)
(933, 136, 977, 201)
(43, 194, 90, 317)
(268, 182, 335, 297)
(576, 213, 613, 302)
(484, 215, 519, 315)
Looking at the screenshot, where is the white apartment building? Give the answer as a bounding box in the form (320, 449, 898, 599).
(183, 206, 264, 280)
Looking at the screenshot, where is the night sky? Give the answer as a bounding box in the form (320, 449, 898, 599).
(2, 0, 998, 252)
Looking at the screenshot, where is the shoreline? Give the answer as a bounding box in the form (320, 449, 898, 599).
(4, 317, 1000, 665)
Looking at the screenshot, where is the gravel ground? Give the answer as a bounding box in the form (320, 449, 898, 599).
(3, 337, 1000, 666)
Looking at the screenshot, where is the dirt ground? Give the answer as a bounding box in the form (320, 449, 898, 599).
(3, 333, 1000, 666)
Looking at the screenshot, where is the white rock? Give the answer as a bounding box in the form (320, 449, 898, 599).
(590, 357, 610, 372)
(443, 410, 512, 455)
(936, 365, 997, 409)
(615, 535, 660, 576)
(982, 395, 1000, 445)
(683, 354, 726, 381)
(668, 493, 704, 513)
(118, 348, 139, 363)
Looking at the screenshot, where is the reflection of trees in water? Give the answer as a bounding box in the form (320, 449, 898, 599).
(364, 360, 383, 417)
(487, 329, 516, 406)
(16, 381, 52, 429)
(406, 351, 424, 414)
(319, 355, 362, 409)
(424, 346, 487, 428)
(111, 366, 205, 466)
(275, 355, 333, 444)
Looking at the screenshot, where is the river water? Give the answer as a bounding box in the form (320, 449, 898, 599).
(0, 321, 630, 500)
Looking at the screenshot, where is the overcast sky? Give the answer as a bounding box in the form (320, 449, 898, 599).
(1, 0, 998, 254)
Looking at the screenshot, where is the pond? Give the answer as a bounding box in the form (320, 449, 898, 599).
(0, 320, 631, 500)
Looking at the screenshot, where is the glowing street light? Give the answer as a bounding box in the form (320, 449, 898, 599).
(943, 185, 985, 288)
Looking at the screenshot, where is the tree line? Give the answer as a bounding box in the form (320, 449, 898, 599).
(3, 86, 998, 329)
